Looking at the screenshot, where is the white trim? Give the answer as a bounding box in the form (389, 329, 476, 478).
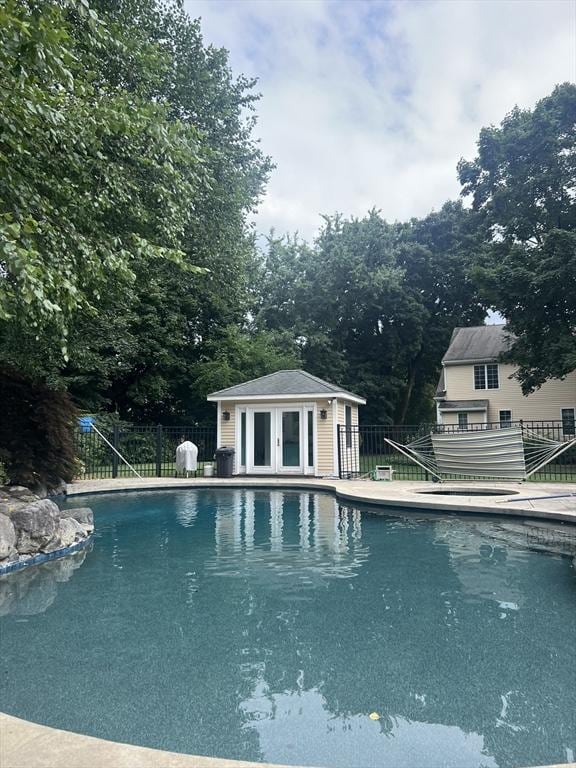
(332, 398, 339, 478)
(216, 401, 222, 448)
(309, 403, 318, 476)
(473, 363, 500, 391)
(207, 391, 365, 405)
(234, 405, 246, 475)
(439, 405, 488, 413)
(444, 358, 500, 366)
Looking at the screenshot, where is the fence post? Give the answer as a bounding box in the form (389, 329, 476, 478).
(156, 424, 163, 477)
(112, 425, 119, 478)
(337, 424, 342, 479)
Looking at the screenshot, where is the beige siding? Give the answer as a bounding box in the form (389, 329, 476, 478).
(441, 410, 487, 426)
(443, 364, 576, 423)
(316, 399, 335, 475)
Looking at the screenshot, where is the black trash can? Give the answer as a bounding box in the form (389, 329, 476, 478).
(214, 446, 235, 477)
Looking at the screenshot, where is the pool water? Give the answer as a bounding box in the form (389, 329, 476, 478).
(1, 489, 575, 768)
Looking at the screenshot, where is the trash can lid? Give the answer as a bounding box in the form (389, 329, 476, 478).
(215, 446, 235, 456)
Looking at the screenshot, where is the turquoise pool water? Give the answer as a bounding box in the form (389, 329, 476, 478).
(1, 489, 575, 768)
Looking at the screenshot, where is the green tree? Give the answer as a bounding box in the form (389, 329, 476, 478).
(0, 0, 208, 368)
(257, 205, 486, 424)
(1, 0, 274, 427)
(458, 83, 576, 392)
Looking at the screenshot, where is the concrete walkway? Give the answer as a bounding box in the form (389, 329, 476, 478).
(2, 476, 575, 768)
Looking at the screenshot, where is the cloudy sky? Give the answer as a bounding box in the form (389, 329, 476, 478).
(184, 0, 576, 240)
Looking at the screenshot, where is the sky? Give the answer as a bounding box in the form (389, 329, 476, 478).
(184, 0, 576, 241)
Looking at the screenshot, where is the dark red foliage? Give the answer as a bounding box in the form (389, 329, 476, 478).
(0, 366, 78, 490)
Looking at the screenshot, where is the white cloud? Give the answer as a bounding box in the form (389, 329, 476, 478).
(184, 0, 576, 239)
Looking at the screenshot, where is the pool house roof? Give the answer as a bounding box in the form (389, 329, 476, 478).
(207, 370, 366, 404)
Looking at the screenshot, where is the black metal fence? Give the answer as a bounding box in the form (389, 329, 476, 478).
(338, 421, 576, 483)
(75, 425, 217, 479)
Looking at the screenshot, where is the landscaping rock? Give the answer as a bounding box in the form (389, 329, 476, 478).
(60, 507, 94, 532)
(0, 514, 17, 560)
(47, 479, 68, 499)
(0, 501, 24, 517)
(3, 486, 40, 502)
(54, 517, 85, 548)
(11, 499, 59, 553)
(0, 484, 93, 573)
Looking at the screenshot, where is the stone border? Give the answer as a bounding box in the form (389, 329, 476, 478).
(2, 476, 575, 768)
(0, 534, 93, 576)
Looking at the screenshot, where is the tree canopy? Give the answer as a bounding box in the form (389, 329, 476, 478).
(1, 0, 573, 457)
(458, 83, 576, 392)
(256, 203, 487, 424)
(0, 0, 282, 426)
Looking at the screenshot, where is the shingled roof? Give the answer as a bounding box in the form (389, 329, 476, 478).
(207, 370, 366, 403)
(442, 325, 515, 364)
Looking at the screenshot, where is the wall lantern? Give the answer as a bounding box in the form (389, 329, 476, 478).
(320, 409, 328, 420)
(222, 410, 231, 421)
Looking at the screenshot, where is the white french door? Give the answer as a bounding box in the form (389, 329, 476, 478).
(245, 405, 313, 474)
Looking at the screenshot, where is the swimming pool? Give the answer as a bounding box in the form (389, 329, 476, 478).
(1, 489, 575, 768)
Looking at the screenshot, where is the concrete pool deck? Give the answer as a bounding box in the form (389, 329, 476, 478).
(2, 476, 575, 768)
(66, 475, 576, 525)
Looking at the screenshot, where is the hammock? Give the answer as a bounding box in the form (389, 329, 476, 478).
(384, 426, 576, 482)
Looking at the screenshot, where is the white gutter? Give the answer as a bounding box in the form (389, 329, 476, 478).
(207, 392, 366, 405)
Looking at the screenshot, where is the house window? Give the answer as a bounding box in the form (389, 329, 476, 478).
(561, 408, 575, 436)
(474, 364, 499, 390)
(458, 413, 468, 430)
(499, 410, 512, 428)
(345, 405, 352, 448)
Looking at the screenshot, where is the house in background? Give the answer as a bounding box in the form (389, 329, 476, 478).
(207, 370, 365, 476)
(435, 325, 576, 434)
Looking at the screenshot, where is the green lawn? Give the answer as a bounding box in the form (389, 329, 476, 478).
(355, 455, 576, 483)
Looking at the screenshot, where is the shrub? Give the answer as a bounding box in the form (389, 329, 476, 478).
(0, 366, 78, 490)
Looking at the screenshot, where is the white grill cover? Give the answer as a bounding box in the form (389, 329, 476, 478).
(175, 441, 198, 473)
(431, 427, 526, 480)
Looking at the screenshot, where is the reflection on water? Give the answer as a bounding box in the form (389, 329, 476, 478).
(0, 547, 91, 617)
(1, 489, 575, 768)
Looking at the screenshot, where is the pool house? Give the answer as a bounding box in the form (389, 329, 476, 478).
(207, 370, 365, 476)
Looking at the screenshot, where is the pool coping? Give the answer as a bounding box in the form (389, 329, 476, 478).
(2, 476, 575, 768)
(66, 476, 576, 526)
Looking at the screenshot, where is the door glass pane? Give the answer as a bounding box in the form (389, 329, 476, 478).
(282, 411, 300, 467)
(253, 412, 271, 466)
(307, 411, 314, 467)
(240, 412, 246, 465)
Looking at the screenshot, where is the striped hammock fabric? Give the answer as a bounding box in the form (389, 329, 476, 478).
(431, 428, 525, 479)
(383, 426, 576, 482)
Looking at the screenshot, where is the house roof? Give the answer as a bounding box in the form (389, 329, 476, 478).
(436, 368, 446, 396)
(442, 324, 514, 364)
(207, 370, 366, 404)
(438, 399, 489, 412)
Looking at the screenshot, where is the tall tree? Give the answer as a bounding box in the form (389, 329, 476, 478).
(0, 0, 208, 370)
(257, 205, 486, 424)
(1, 0, 276, 426)
(458, 83, 576, 392)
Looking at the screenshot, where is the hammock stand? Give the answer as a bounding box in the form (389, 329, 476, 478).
(384, 426, 576, 483)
